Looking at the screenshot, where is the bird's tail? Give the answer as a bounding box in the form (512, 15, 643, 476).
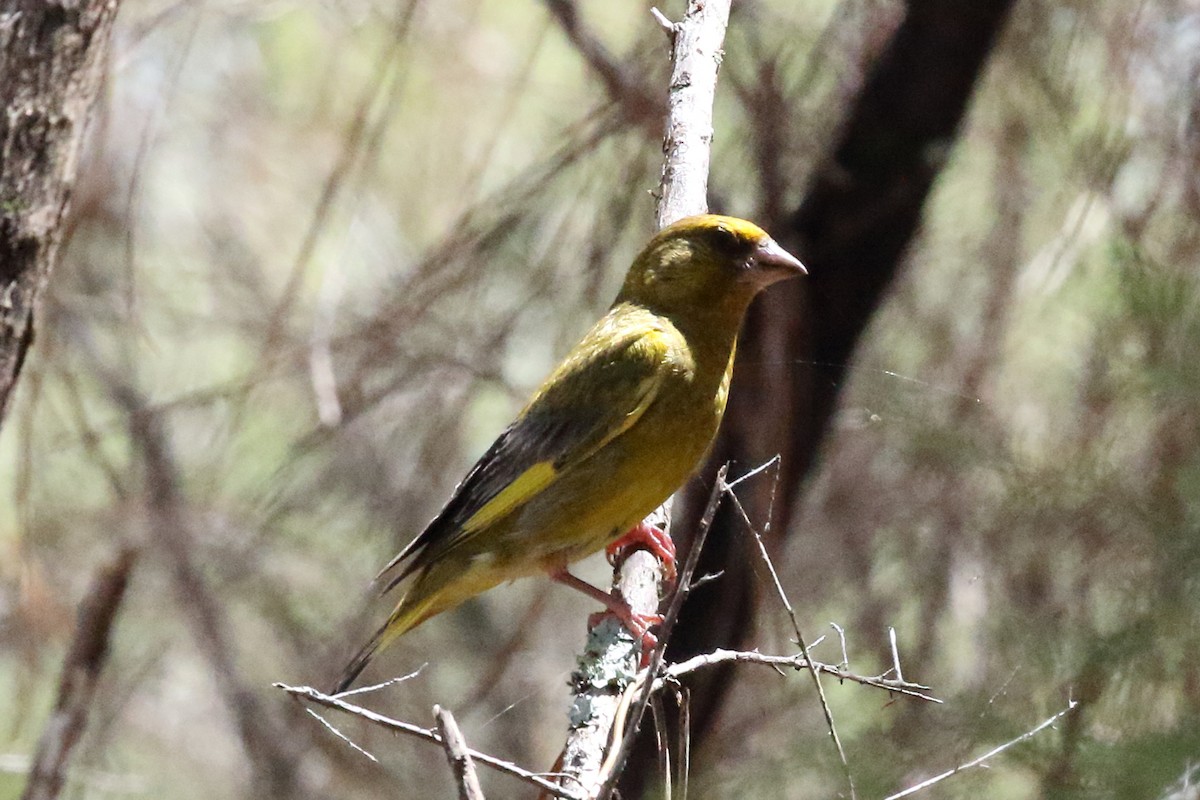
(330, 626, 384, 695)
(329, 590, 442, 695)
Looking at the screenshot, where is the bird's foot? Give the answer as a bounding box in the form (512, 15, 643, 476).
(587, 608, 663, 667)
(550, 567, 663, 667)
(606, 521, 677, 583)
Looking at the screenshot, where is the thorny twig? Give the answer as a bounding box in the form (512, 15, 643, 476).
(658, 649, 939, 704)
(722, 459, 856, 799)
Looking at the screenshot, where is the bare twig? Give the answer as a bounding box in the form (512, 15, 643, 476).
(22, 548, 137, 800)
(277, 684, 581, 800)
(434, 705, 486, 800)
(889, 626, 904, 684)
(659, 649, 940, 704)
(723, 465, 856, 798)
(649, 7, 674, 37)
(333, 664, 426, 700)
(300, 708, 378, 763)
(677, 686, 691, 800)
(883, 701, 1079, 799)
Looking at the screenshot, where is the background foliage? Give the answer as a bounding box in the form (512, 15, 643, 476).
(2, 0, 1198, 798)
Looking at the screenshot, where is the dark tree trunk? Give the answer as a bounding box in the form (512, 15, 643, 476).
(623, 0, 1018, 792)
(0, 0, 119, 430)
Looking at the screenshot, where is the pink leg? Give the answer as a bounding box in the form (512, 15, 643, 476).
(550, 568, 662, 659)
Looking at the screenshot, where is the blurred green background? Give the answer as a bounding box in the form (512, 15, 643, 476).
(3, 0, 1199, 798)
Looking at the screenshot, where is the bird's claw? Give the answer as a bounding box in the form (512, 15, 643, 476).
(588, 609, 663, 668)
(606, 521, 678, 583)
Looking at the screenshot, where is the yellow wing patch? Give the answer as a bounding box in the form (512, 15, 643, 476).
(461, 460, 558, 534)
(448, 324, 675, 540)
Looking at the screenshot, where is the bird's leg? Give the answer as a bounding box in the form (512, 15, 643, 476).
(605, 521, 677, 583)
(550, 568, 663, 659)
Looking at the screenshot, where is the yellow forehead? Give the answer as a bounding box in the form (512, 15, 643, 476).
(659, 214, 768, 243)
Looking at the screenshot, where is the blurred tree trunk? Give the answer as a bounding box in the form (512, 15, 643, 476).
(624, 0, 1018, 792)
(0, 0, 119, 430)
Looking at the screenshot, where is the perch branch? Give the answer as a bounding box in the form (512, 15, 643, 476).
(654, 0, 732, 229)
(558, 1, 731, 795)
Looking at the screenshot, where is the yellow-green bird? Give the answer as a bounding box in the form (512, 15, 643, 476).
(333, 214, 805, 692)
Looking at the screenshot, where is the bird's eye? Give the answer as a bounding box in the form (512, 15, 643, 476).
(711, 224, 741, 252)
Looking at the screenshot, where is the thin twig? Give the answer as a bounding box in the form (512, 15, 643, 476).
(659, 649, 940, 704)
(723, 464, 857, 799)
(434, 705, 486, 800)
(677, 685, 691, 800)
(332, 665, 426, 700)
(276, 684, 581, 800)
(649, 7, 674, 37)
(830, 622, 849, 669)
(300, 708, 378, 763)
(889, 627, 904, 684)
(883, 701, 1080, 799)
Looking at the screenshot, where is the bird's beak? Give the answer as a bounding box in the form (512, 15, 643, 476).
(752, 237, 807, 281)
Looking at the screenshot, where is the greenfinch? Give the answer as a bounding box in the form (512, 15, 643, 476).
(333, 214, 805, 692)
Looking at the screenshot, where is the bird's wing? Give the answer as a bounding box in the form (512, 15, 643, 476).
(377, 313, 687, 592)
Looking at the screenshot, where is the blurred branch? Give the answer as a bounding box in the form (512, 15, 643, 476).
(259, 0, 421, 371)
(543, 0, 661, 127)
(21, 547, 136, 800)
(0, 0, 121, 429)
(101, 374, 317, 800)
(276, 684, 582, 800)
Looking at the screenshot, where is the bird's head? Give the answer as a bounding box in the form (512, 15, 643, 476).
(617, 214, 806, 319)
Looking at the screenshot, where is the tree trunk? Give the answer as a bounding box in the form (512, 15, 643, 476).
(0, 0, 120, 429)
